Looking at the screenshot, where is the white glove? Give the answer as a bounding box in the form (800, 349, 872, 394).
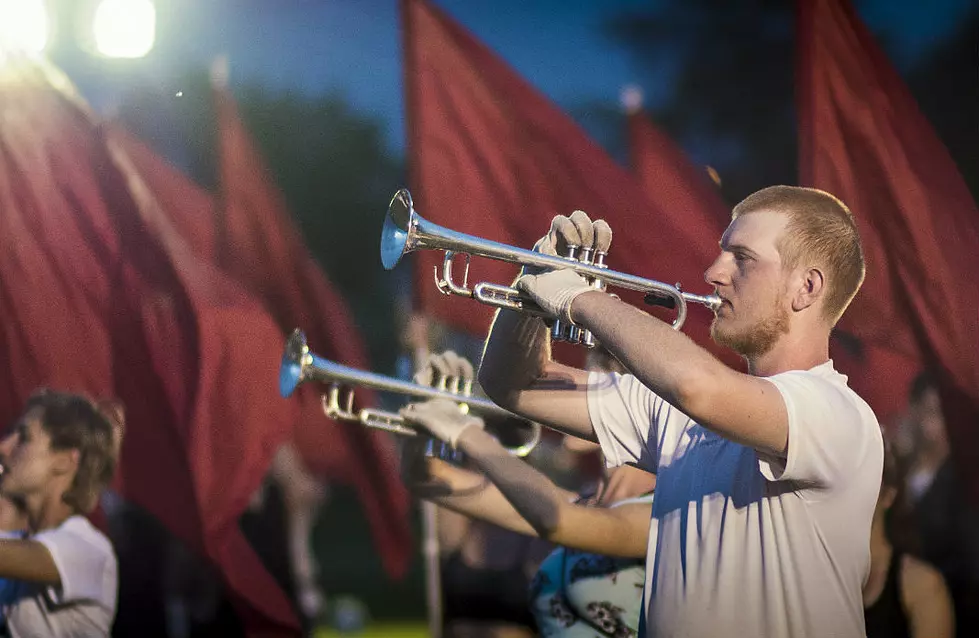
(525, 211, 611, 273)
(406, 351, 482, 448)
(413, 350, 474, 392)
(516, 268, 594, 325)
(399, 399, 485, 448)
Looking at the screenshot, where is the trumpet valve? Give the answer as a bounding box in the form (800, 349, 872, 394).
(552, 245, 580, 343)
(577, 249, 607, 347)
(322, 386, 343, 419)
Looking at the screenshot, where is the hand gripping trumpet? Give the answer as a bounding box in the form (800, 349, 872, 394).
(279, 329, 541, 457)
(380, 189, 722, 339)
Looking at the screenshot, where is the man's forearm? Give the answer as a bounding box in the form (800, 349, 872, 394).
(571, 291, 722, 411)
(478, 308, 551, 404)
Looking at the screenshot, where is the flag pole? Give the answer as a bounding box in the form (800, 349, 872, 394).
(403, 312, 442, 638)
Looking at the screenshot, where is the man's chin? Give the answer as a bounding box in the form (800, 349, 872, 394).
(710, 323, 748, 355)
(710, 320, 731, 347)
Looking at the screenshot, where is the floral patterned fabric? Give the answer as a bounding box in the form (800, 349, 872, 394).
(528, 494, 652, 637)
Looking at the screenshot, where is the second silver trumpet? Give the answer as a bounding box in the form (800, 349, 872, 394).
(279, 329, 541, 457)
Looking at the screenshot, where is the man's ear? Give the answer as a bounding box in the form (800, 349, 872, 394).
(52, 449, 80, 477)
(792, 267, 825, 312)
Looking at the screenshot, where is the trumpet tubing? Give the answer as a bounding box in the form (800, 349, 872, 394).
(279, 329, 541, 457)
(380, 188, 722, 334)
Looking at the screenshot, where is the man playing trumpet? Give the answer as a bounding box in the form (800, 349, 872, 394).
(402, 186, 884, 637)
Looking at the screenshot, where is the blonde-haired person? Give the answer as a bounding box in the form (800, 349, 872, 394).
(477, 185, 884, 637)
(0, 389, 124, 637)
(401, 350, 655, 637)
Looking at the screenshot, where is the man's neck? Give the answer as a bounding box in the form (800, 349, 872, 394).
(747, 328, 830, 377)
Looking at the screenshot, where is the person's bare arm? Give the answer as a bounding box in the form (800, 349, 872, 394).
(478, 309, 596, 442)
(901, 555, 955, 638)
(571, 292, 789, 458)
(410, 455, 554, 537)
(0, 540, 61, 585)
(478, 213, 615, 443)
(454, 428, 650, 558)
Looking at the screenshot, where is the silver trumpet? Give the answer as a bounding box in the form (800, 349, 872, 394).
(279, 329, 541, 458)
(380, 189, 722, 335)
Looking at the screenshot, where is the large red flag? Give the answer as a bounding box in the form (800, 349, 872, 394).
(109, 108, 413, 580)
(0, 60, 301, 634)
(210, 75, 412, 578)
(403, 0, 725, 362)
(798, 0, 979, 494)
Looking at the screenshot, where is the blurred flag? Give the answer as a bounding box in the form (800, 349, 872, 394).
(402, 0, 727, 363)
(210, 72, 412, 578)
(108, 79, 414, 581)
(0, 59, 300, 634)
(798, 0, 979, 490)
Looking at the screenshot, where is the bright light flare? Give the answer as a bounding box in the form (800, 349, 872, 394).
(0, 0, 50, 55)
(93, 0, 156, 59)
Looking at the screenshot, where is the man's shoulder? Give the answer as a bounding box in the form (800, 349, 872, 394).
(770, 363, 878, 423)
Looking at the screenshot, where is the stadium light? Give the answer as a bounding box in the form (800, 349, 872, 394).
(92, 0, 155, 59)
(0, 0, 51, 55)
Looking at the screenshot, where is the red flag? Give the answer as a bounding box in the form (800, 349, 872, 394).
(0, 60, 301, 634)
(402, 0, 725, 363)
(798, 0, 979, 493)
(210, 76, 412, 579)
(109, 103, 413, 580)
(622, 90, 744, 371)
(623, 88, 729, 258)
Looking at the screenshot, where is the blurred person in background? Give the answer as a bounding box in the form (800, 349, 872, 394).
(240, 440, 329, 633)
(864, 434, 954, 637)
(897, 371, 979, 638)
(0, 390, 124, 637)
(401, 349, 655, 637)
(902, 372, 950, 505)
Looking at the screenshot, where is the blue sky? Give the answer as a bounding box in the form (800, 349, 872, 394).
(61, 0, 977, 155)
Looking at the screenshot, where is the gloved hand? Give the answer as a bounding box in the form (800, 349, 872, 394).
(413, 350, 474, 393)
(516, 268, 594, 324)
(405, 351, 484, 448)
(527, 210, 613, 269)
(399, 399, 485, 449)
(522, 210, 613, 324)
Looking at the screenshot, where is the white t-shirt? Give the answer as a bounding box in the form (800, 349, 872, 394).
(0, 516, 118, 637)
(588, 361, 883, 638)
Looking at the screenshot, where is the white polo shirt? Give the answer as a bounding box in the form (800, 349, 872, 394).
(588, 361, 883, 638)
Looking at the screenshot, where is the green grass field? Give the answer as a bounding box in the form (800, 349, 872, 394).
(311, 623, 428, 638)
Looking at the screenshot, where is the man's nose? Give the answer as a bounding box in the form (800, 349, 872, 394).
(704, 253, 729, 287)
(0, 434, 15, 458)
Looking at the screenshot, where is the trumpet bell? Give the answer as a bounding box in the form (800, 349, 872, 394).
(279, 329, 309, 398)
(381, 188, 416, 270)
